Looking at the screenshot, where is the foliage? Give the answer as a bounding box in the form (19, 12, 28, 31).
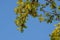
(49, 23, 60, 40)
(14, 0, 60, 32)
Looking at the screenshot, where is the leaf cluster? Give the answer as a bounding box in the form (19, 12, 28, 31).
(14, 0, 60, 32)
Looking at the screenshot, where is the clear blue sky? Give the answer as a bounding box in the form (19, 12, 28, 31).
(0, 0, 60, 40)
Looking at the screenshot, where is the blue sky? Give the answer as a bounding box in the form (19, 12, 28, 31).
(0, 0, 60, 40)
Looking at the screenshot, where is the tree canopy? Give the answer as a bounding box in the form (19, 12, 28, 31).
(14, 0, 60, 32)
